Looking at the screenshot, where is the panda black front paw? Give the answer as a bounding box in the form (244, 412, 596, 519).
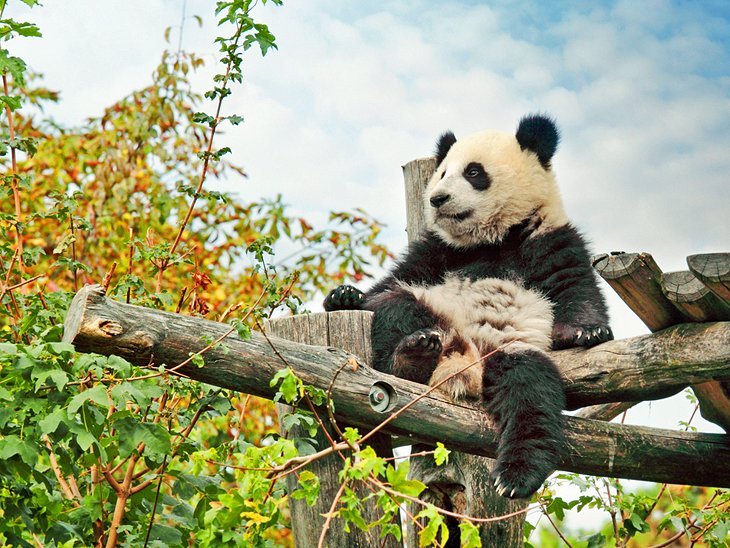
(552, 323, 613, 350)
(323, 285, 365, 311)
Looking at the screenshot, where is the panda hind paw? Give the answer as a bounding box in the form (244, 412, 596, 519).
(395, 329, 443, 360)
(491, 459, 550, 500)
(323, 285, 365, 311)
(392, 329, 443, 380)
(552, 323, 613, 350)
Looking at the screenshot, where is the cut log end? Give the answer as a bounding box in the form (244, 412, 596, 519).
(688, 252, 730, 303)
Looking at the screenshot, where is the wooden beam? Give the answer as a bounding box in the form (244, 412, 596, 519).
(63, 284, 730, 487)
(593, 252, 683, 330)
(552, 321, 730, 408)
(595, 251, 730, 431)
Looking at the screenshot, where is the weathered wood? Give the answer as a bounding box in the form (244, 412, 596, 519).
(64, 285, 730, 415)
(63, 285, 730, 487)
(661, 270, 730, 322)
(595, 253, 730, 431)
(593, 252, 683, 330)
(687, 253, 730, 304)
(574, 402, 637, 422)
(401, 156, 525, 548)
(265, 313, 401, 548)
(553, 321, 730, 408)
(661, 268, 730, 431)
(402, 157, 436, 243)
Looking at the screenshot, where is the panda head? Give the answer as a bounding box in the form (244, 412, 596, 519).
(425, 114, 569, 248)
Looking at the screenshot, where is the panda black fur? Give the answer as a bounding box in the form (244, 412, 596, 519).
(324, 114, 612, 499)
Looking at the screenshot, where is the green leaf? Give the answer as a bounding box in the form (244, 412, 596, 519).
(114, 417, 171, 457)
(291, 470, 320, 506)
(586, 531, 606, 548)
(33, 368, 69, 391)
(417, 505, 448, 547)
(0, 94, 21, 111)
(459, 521, 482, 548)
(148, 524, 183, 545)
(76, 430, 95, 451)
(434, 442, 450, 466)
(0, 435, 38, 466)
(343, 427, 360, 446)
(39, 407, 68, 435)
(67, 384, 109, 415)
(386, 461, 426, 498)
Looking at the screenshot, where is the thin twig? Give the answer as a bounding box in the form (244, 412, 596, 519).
(2, 73, 23, 268)
(317, 480, 348, 548)
(142, 455, 168, 548)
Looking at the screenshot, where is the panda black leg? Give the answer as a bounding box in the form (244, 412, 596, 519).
(365, 288, 441, 376)
(482, 349, 565, 499)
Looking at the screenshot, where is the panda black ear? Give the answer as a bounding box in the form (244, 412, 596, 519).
(516, 114, 559, 169)
(435, 131, 457, 166)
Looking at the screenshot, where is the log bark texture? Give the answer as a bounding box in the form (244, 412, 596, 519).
(63, 285, 730, 488)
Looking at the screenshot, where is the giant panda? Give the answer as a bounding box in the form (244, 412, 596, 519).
(324, 114, 612, 499)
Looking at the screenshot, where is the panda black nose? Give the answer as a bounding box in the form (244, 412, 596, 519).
(430, 193, 450, 208)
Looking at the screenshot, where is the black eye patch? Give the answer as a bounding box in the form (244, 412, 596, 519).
(463, 162, 491, 191)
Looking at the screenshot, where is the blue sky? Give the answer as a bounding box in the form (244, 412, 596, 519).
(11, 1, 730, 439)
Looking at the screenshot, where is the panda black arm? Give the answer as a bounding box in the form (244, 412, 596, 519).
(324, 233, 449, 311)
(365, 233, 449, 296)
(522, 224, 612, 349)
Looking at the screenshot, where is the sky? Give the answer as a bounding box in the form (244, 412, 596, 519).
(9, 0, 730, 489)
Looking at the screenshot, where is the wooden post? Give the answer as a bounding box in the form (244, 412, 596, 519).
(401, 158, 527, 548)
(265, 312, 401, 548)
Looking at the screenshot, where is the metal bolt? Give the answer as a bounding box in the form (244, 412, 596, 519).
(369, 382, 395, 413)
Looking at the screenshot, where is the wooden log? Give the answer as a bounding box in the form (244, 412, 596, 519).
(688, 253, 730, 304)
(62, 285, 730, 487)
(660, 268, 730, 431)
(265, 313, 401, 548)
(553, 321, 730, 408)
(661, 270, 730, 322)
(402, 157, 436, 243)
(593, 252, 683, 330)
(595, 252, 730, 431)
(574, 402, 637, 422)
(401, 157, 525, 548)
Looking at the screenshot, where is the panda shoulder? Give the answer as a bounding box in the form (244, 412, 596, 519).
(521, 223, 592, 263)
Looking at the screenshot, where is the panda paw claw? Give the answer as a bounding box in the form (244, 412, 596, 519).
(323, 285, 365, 311)
(398, 329, 443, 357)
(552, 323, 613, 350)
(491, 460, 547, 500)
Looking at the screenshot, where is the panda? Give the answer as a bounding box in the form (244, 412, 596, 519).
(324, 114, 612, 499)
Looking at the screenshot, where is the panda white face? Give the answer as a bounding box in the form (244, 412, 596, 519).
(425, 115, 569, 248)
